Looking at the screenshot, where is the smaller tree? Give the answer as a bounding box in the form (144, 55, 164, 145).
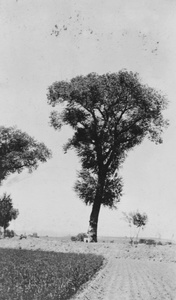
(0, 193, 19, 237)
(0, 126, 52, 185)
(123, 211, 148, 245)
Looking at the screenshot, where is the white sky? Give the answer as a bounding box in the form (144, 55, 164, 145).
(0, 0, 176, 239)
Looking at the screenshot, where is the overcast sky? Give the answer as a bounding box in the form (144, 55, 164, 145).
(0, 0, 176, 239)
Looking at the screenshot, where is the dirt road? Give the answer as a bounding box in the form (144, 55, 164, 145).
(73, 257, 176, 300)
(72, 242, 176, 300)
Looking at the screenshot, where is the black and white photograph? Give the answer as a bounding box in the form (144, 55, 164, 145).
(0, 1, 176, 299)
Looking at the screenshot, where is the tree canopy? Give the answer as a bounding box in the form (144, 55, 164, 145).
(0, 193, 19, 236)
(0, 126, 52, 184)
(47, 70, 168, 242)
(132, 211, 148, 228)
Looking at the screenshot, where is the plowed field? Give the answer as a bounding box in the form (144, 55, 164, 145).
(0, 237, 175, 300)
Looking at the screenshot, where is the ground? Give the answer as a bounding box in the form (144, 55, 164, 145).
(0, 236, 175, 300)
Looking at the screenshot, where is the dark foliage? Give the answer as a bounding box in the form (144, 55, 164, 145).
(4, 229, 16, 238)
(0, 126, 52, 184)
(0, 193, 19, 234)
(132, 212, 148, 228)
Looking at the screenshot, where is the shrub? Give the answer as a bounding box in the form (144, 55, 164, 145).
(139, 238, 147, 244)
(71, 233, 88, 242)
(4, 229, 15, 238)
(139, 238, 159, 245)
(71, 236, 77, 242)
(166, 241, 172, 245)
(145, 239, 156, 246)
(76, 233, 88, 242)
(19, 234, 27, 240)
(157, 241, 163, 245)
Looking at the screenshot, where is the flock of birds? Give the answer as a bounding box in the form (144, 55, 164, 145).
(138, 31, 160, 55)
(51, 10, 160, 56)
(51, 12, 101, 42)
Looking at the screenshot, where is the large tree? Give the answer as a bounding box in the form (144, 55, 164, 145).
(47, 70, 168, 242)
(0, 193, 19, 237)
(0, 126, 52, 184)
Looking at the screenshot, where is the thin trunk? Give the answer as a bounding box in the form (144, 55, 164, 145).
(136, 227, 141, 244)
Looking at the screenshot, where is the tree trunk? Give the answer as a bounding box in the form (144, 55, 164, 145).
(136, 227, 141, 243)
(88, 200, 101, 242)
(3, 226, 5, 238)
(87, 172, 105, 242)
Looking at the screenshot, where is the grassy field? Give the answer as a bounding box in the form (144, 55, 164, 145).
(0, 248, 104, 300)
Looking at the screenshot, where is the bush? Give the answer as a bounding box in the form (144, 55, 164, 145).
(19, 234, 27, 240)
(71, 233, 88, 242)
(145, 239, 156, 246)
(166, 241, 172, 245)
(139, 238, 147, 244)
(77, 233, 88, 242)
(157, 241, 163, 245)
(4, 229, 15, 238)
(138, 238, 157, 245)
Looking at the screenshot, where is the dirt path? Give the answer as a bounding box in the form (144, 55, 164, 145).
(71, 242, 176, 300)
(73, 257, 176, 300)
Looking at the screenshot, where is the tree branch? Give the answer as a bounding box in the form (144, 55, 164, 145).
(104, 117, 143, 169)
